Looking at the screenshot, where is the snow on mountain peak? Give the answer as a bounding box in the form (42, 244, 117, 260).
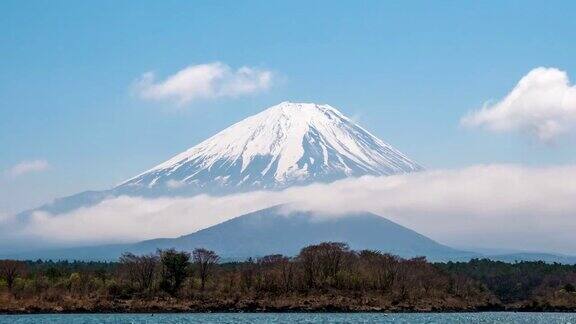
(118, 102, 423, 192)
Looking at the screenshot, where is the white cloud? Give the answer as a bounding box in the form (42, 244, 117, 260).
(5, 160, 49, 177)
(23, 193, 280, 244)
(0, 211, 13, 225)
(461, 67, 576, 142)
(10, 164, 576, 254)
(134, 62, 273, 105)
(166, 179, 185, 189)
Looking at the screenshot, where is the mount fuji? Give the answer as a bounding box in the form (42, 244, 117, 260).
(6, 102, 429, 258)
(118, 101, 422, 194)
(8, 102, 576, 263)
(18, 102, 422, 218)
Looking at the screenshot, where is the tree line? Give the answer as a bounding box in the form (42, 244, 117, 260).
(1, 242, 576, 312)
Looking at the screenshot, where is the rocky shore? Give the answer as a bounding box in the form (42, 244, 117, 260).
(6, 293, 574, 315)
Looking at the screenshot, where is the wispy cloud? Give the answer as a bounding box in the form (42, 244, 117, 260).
(166, 179, 185, 189)
(461, 67, 576, 142)
(134, 62, 273, 105)
(5, 160, 49, 177)
(10, 164, 576, 254)
(0, 211, 13, 225)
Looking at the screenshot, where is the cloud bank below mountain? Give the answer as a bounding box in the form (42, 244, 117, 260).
(5, 164, 576, 255)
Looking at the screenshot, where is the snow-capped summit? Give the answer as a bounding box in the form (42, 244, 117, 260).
(118, 102, 422, 192)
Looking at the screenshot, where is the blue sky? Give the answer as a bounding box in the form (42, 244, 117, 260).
(1, 1, 576, 214)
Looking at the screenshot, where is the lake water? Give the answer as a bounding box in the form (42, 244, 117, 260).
(1, 313, 576, 323)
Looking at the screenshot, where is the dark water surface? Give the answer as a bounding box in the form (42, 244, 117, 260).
(1, 312, 576, 323)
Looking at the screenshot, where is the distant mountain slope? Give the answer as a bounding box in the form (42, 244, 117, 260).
(8, 206, 576, 264)
(134, 206, 472, 261)
(7, 206, 476, 261)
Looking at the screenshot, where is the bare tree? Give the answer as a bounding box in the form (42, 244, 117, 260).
(298, 242, 350, 288)
(257, 254, 292, 292)
(119, 252, 159, 293)
(358, 250, 398, 291)
(278, 257, 293, 292)
(240, 258, 256, 291)
(192, 248, 219, 291)
(0, 260, 26, 292)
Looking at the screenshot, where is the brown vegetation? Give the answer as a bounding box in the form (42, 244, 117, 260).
(1, 243, 576, 314)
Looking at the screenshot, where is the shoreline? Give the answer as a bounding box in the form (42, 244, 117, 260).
(3, 304, 576, 315)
